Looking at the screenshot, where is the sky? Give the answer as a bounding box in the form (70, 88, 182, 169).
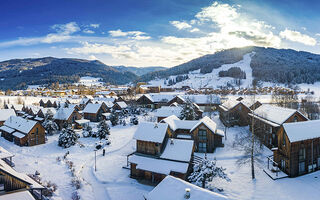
(1, 0, 320, 67)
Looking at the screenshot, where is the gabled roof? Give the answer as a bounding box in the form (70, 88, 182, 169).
(83, 103, 102, 114)
(145, 175, 228, 200)
(283, 120, 320, 142)
(154, 106, 183, 118)
(0, 190, 35, 200)
(161, 115, 198, 131)
(160, 139, 194, 162)
(0, 146, 14, 160)
(115, 101, 128, 109)
(190, 116, 220, 135)
(252, 104, 306, 125)
(4, 116, 37, 134)
(0, 109, 16, 121)
(53, 108, 75, 120)
(133, 122, 168, 143)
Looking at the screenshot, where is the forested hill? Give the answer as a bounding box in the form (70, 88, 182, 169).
(0, 57, 138, 90)
(139, 46, 320, 85)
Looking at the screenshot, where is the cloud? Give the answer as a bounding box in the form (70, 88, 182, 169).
(190, 28, 200, 32)
(89, 55, 98, 60)
(108, 29, 151, 40)
(83, 29, 95, 34)
(280, 29, 317, 46)
(170, 21, 192, 30)
(90, 24, 100, 28)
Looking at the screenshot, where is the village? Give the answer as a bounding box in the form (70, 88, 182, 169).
(0, 79, 319, 200)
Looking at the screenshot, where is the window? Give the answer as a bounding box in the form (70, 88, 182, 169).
(282, 132, 286, 146)
(293, 116, 298, 122)
(299, 161, 305, 174)
(299, 148, 306, 161)
(198, 130, 207, 141)
(198, 142, 206, 153)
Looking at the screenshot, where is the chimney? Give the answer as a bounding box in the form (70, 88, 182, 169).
(170, 138, 174, 145)
(184, 188, 190, 199)
(154, 123, 158, 128)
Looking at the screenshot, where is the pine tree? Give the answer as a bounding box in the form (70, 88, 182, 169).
(130, 115, 139, 125)
(180, 101, 196, 120)
(42, 110, 59, 135)
(96, 120, 110, 139)
(82, 123, 93, 138)
(58, 125, 78, 148)
(188, 157, 230, 190)
(109, 111, 119, 126)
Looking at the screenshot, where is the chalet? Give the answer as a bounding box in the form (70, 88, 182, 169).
(161, 115, 224, 153)
(83, 103, 108, 122)
(79, 98, 93, 110)
(273, 120, 320, 177)
(112, 101, 128, 110)
(128, 122, 194, 183)
(139, 85, 161, 93)
(154, 106, 183, 122)
(0, 159, 45, 199)
(53, 108, 81, 129)
(136, 94, 176, 109)
(248, 105, 308, 149)
(219, 99, 261, 127)
(144, 175, 228, 200)
(0, 109, 16, 126)
(0, 116, 45, 146)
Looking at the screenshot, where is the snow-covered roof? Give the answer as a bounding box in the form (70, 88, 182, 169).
(83, 103, 102, 114)
(79, 98, 91, 104)
(53, 108, 75, 120)
(190, 116, 220, 136)
(154, 106, 183, 118)
(129, 155, 189, 175)
(161, 115, 198, 131)
(12, 131, 26, 138)
(115, 101, 127, 109)
(182, 94, 220, 104)
(39, 108, 56, 115)
(4, 116, 37, 134)
(75, 119, 90, 124)
(133, 122, 168, 143)
(144, 175, 228, 200)
(143, 94, 176, 103)
(0, 109, 16, 122)
(219, 99, 242, 111)
(160, 139, 194, 162)
(252, 104, 305, 125)
(0, 146, 14, 159)
(283, 120, 320, 142)
(0, 159, 44, 189)
(0, 190, 36, 200)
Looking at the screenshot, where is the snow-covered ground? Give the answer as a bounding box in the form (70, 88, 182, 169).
(75, 76, 104, 87)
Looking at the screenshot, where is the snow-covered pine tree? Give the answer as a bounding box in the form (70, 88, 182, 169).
(109, 110, 119, 126)
(188, 157, 230, 190)
(42, 109, 59, 135)
(180, 101, 196, 120)
(82, 123, 93, 138)
(58, 125, 78, 148)
(130, 115, 139, 125)
(96, 120, 110, 139)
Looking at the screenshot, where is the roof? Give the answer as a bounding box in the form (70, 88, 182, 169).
(161, 115, 198, 131)
(53, 108, 75, 120)
(142, 94, 176, 103)
(83, 103, 102, 114)
(0, 109, 16, 122)
(252, 104, 305, 125)
(4, 116, 37, 134)
(39, 108, 56, 116)
(145, 175, 228, 200)
(115, 101, 127, 109)
(160, 139, 194, 162)
(0, 125, 15, 133)
(190, 116, 220, 135)
(13, 131, 26, 138)
(129, 155, 189, 175)
(0, 146, 14, 159)
(133, 122, 168, 143)
(283, 120, 320, 142)
(0, 190, 35, 200)
(154, 106, 183, 118)
(182, 94, 220, 104)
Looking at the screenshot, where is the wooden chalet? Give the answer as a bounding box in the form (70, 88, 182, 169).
(273, 120, 320, 177)
(136, 94, 176, 109)
(0, 109, 16, 126)
(154, 106, 183, 122)
(218, 98, 261, 127)
(161, 115, 224, 153)
(53, 108, 81, 129)
(83, 103, 108, 122)
(112, 101, 128, 110)
(249, 104, 308, 149)
(0, 116, 45, 146)
(0, 159, 45, 199)
(128, 122, 194, 183)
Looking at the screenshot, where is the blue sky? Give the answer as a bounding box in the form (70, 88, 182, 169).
(1, 0, 320, 67)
